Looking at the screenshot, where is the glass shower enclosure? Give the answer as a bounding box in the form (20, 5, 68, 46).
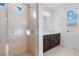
(0, 3, 38, 56)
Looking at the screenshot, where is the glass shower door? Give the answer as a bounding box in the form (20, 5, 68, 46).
(8, 3, 29, 56)
(0, 4, 7, 56)
(0, 3, 38, 56)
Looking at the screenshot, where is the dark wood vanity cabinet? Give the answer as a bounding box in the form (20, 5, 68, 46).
(43, 33, 60, 52)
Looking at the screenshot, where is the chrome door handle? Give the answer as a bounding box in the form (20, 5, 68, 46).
(25, 30, 33, 36)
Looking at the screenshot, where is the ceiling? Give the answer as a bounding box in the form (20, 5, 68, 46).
(41, 3, 64, 10)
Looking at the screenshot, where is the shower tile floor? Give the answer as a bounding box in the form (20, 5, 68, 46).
(17, 51, 32, 56)
(19, 52, 31, 56)
(44, 45, 79, 56)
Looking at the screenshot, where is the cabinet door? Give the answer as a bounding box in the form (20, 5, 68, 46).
(43, 35, 50, 52)
(50, 34, 60, 48)
(55, 34, 60, 45)
(50, 35, 56, 48)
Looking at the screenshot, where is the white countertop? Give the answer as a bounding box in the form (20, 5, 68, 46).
(43, 32, 60, 35)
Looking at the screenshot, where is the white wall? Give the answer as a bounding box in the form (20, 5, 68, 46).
(53, 3, 79, 50)
(38, 4, 54, 56)
(40, 5, 55, 35)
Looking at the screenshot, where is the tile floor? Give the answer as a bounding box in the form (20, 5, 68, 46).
(16, 51, 32, 56)
(44, 45, 79, 56)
